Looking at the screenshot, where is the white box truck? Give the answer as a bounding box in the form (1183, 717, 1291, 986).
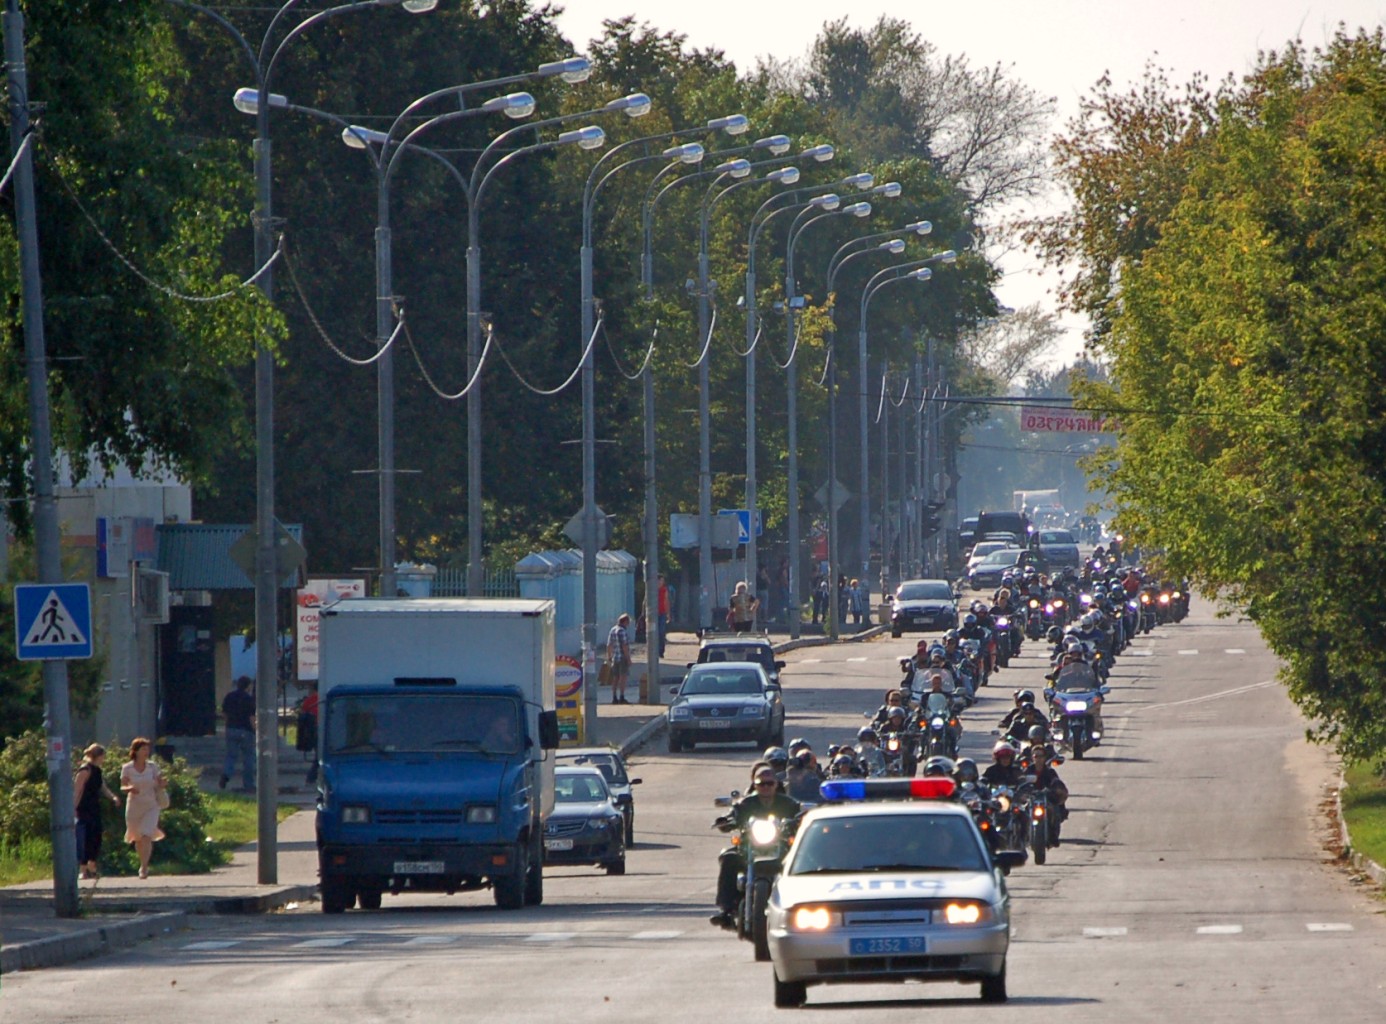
(314, 598, 558, 914)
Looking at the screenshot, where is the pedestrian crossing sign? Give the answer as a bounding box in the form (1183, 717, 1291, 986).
(15, 583, 93, 661)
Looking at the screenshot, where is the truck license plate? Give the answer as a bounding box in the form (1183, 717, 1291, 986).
(544, 839, 574, 851)
(698, 719, 732, 729)
(393, 860, 445, 874)
(849, 936, 926, 955)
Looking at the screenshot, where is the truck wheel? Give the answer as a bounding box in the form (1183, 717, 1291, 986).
(624, 810, 635, 847)
(357, 887, 382, 911)
(605, 856, 626, 876)
(320, 876, 351, 915)
(493, 842, 527, 910)
(525, 846, 544, 906)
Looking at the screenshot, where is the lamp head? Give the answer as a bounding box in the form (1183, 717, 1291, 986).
(558, 125, 607, 150)
(873, 181, 902, 198)
(843, 201, 872, 218)
(907, 220, 933, 235)
(341, 125, 388, 149)
(936, 249, 958, 264)
(716, 158, 752, 178)
(800, 144, 835, 162)
(664, 142, 706, 164)
(709, 114, 750, 135)
(539, 57, 593, 84)
(481, 91, 536, 119)
(768, 167, 800, 185)
(879, 238, 906, 254)
(842, 172, 874, 190)
(754, 134, 791, 155)
(909, 267, 933, 281)
(232, 87, 287, 115)
(810, 193, 842, 210)
(395, 0, 438, 12)
(606, 93, 653, 118)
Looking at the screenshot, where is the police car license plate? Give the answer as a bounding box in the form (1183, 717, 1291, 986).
(850, 936, 926, 955)
(698, 719, 732, 729)
(393, 861, 444, 874)
(544, 839, 574, 851)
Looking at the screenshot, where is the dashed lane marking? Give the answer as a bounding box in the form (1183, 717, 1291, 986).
(1125, 650, 1153, 656)
(1082, 927, 1127, 938)
(1196, 925, 1243, 935)
(800, 658, 822, 664)
(1177, 649, 1199, 655)
(1225, 648, 1246, 654)
(184, 940, 241, 950)
(846, 656, 869, 662)
(403, 935, 460, 946)
(1306, 923, 1354, 932)
(524, 932, 577, 942)
(293, 937, 355, 948)
(630, 930, 685, 940)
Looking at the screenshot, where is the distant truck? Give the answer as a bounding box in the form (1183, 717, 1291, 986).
(315, 598, 559, 914)
(1013, 489, 1066, 525)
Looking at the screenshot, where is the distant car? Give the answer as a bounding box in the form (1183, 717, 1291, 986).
(766, 780, 1021, 1007)
(965, 541, 1017, 574)
(1032, 528, 1081, 569)
(888, 579, 958, 638)
(968, 549, 1024, 590)
(555, 747, 641, 845)
(959, 516, 979, 549)
(696, 633, 785, 687)
(544, 767, 626, 875)
(667, 662, 784, 752)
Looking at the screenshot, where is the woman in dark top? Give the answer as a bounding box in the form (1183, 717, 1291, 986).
(73, 743, 119, 879)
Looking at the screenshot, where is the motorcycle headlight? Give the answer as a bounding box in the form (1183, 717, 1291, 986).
(749, 819, 780, 846)
(1141, 594, 1151, 604)
(1173, 591, 1182, 598)
(1064, 700, 1088, 712)
(1159, 594, 1170, 604)
(791, 906, 836, 931)
(996, 795, 1011, 813)
(931, 717, 945, 729)
(1028, 599, 1040, 609)
(1054, 599, 1065, 608)
(886, 738, 900, 752)
(994, 617, 1009, 628)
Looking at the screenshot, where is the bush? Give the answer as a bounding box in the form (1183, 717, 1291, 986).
(0, 729, 228, 876)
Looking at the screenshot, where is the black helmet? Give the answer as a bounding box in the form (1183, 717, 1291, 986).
(831, 753, 857, 776)
(1013, 688, 1036, 707)
(856, 726, 879, 744)
(1026, 724, 1048, 743)
(963, 613, 978, 627)
(762, 746, 788, 769)
(954, 757, 979, 783)
(886, 706, 907, 722)
(1046, 625, 1063, 644)
(787, 737, 810, 754)
(921, 755, 956, 777)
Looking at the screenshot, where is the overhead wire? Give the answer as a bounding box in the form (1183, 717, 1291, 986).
(683, 308, 717, 368)
(604, 322, 656, 381)
(494, 317, 601, 396)
(403, 320, 491, 401)
(0, 132, 34, 195)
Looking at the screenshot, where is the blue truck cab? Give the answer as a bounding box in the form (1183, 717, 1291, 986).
(314, 599, 558, 913)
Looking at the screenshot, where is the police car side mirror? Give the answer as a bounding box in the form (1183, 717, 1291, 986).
(630, 778, 643, 785)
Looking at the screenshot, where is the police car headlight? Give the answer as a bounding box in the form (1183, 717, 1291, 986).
(341, 805, 371, 824)
(749, 819, 780, 846)
(790, 906, 836, 931)
(943, 902, 988, 925)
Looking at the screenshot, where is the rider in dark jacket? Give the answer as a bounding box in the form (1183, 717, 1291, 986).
(711, 768, 800, 928)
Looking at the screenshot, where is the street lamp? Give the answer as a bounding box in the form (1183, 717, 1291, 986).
(171, 0, 435, 888)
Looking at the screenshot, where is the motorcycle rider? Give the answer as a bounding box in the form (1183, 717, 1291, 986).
(854, 726, 888, 777)
(871, 687, 909, 728)
(959, 612, 996, 675)
(761, 746, 790, 784)
(785, 748, 824, 803)
(1000, 699, 1050, 745)
(1023, 726, 1070, 842)
(980, 741, 1026, 788)
(710, 766, 801, 929)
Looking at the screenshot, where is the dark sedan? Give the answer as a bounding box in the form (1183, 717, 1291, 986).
(555, 747, 641, 845)
(543, 767, 626, 875)
(889, 578, 959, 637)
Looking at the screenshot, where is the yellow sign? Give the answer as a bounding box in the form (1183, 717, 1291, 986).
(555, 654, 585, 745)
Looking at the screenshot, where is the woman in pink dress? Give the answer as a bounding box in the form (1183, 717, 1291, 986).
(120, 737, 166, 878)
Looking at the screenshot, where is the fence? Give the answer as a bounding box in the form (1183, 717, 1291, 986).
(430, 567, 519, 598)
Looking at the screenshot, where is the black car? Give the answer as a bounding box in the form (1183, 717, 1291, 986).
(888, 578, 959, 638)
(555, 747, 641, 845)
(695, 633, 786, 687)
(543, 767, 626, 875)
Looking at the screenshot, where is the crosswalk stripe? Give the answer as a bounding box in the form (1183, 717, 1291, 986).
(630, 930, 684, 940)
(1196, 924, 1242, 935)
(1082, 927, 1127, 938)
(293, 937, 355, 948)
(184, 940, 241, 950)
(403, 935, 459, 946)
(524, 932, 577, 942)
(1306, 923, 1354, 932)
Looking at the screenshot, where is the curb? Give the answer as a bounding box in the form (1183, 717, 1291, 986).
(1336, 778, 1386, 891)
(618, 715, 668, 758)
(1, 910, 186, 975)
(0, 884, 316, 975)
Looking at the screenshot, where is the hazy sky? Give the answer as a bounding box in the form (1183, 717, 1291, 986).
(552, 1, 1386, 360)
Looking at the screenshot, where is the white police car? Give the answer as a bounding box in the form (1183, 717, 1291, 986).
(765, 777, 1023, 1007)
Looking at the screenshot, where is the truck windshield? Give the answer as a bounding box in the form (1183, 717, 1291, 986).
(326, 694, 521, 755)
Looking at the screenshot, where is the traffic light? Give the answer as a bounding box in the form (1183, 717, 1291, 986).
(922, 500, 945, 538)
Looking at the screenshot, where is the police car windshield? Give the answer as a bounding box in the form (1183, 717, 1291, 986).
(789, 814, 987, 874)
(681, 671, 762, 695)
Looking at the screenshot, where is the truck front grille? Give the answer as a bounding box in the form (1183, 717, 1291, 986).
(374, 809, 465, 826)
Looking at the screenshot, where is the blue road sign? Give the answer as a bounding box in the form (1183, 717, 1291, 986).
(15, 583, 93, 661)
(717, 508, 763, 544)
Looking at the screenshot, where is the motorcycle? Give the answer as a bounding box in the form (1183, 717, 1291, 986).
(713, 802, 796, 962)
(879, 728, 917, 777)
(1045, 663, 1109, 760)
(986, 782, 1031, 856)
(1137, 590, 1156, 633)
(1024, 597, 1046, 640)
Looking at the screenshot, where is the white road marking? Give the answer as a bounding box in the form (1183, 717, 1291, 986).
(184, 940, 241, 950)
(1122, 680, 1276, 716)
(1177, 649, 1199, 655)
(293, 937, 355, 948)
(800, 658, 822, 664)
(1196, 925, 1243, 935)
(1306, 923, 1354, 932)
(846, 657, 869, 663)
(630, 930, 684, 940)
(1082, 927, 1127, 938)
(1225, 648, 1246, 654)
(403, 935, 459, 946)
(525, 932, 577, 942)
(1125, 650, 1153, 656)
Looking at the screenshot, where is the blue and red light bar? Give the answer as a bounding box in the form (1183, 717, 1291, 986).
(818, 777, 956, 802)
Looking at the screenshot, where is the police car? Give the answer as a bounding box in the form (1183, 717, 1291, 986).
(765, 777, 1023, 1007)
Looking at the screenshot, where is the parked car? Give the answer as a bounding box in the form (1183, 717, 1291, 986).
(1031, 528, 1081, 569)
(543, 767, 626, 875)
(695, 632, 785, 687)
(888, 579, 959, 638)
(555, 747, 641, 845)
(667, 662, 785, 752)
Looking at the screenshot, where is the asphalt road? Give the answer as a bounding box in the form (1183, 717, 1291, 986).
(6, 602, 1386, 1022)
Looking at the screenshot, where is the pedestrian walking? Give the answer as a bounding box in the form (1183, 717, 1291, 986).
(606, 613, 633, 704)
(656, 574, 670, 659)
(120, 738, 166, 879)
(811, 572, 828, 625)
(220, 674, 256, 792)
(837, 574, 850, 626)
(73, 743, 119, 879)
(297, 686, 320, 787)
(728, 581, 760, 632)
(855, 578, 872, 626)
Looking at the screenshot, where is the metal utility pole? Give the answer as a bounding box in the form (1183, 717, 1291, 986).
(5, 0, 79, 918)
(912, 355, 923, 577)
(879, 359, 890, 599)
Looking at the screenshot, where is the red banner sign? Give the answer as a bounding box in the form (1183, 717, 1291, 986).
(1019, 405, 1111, 433)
